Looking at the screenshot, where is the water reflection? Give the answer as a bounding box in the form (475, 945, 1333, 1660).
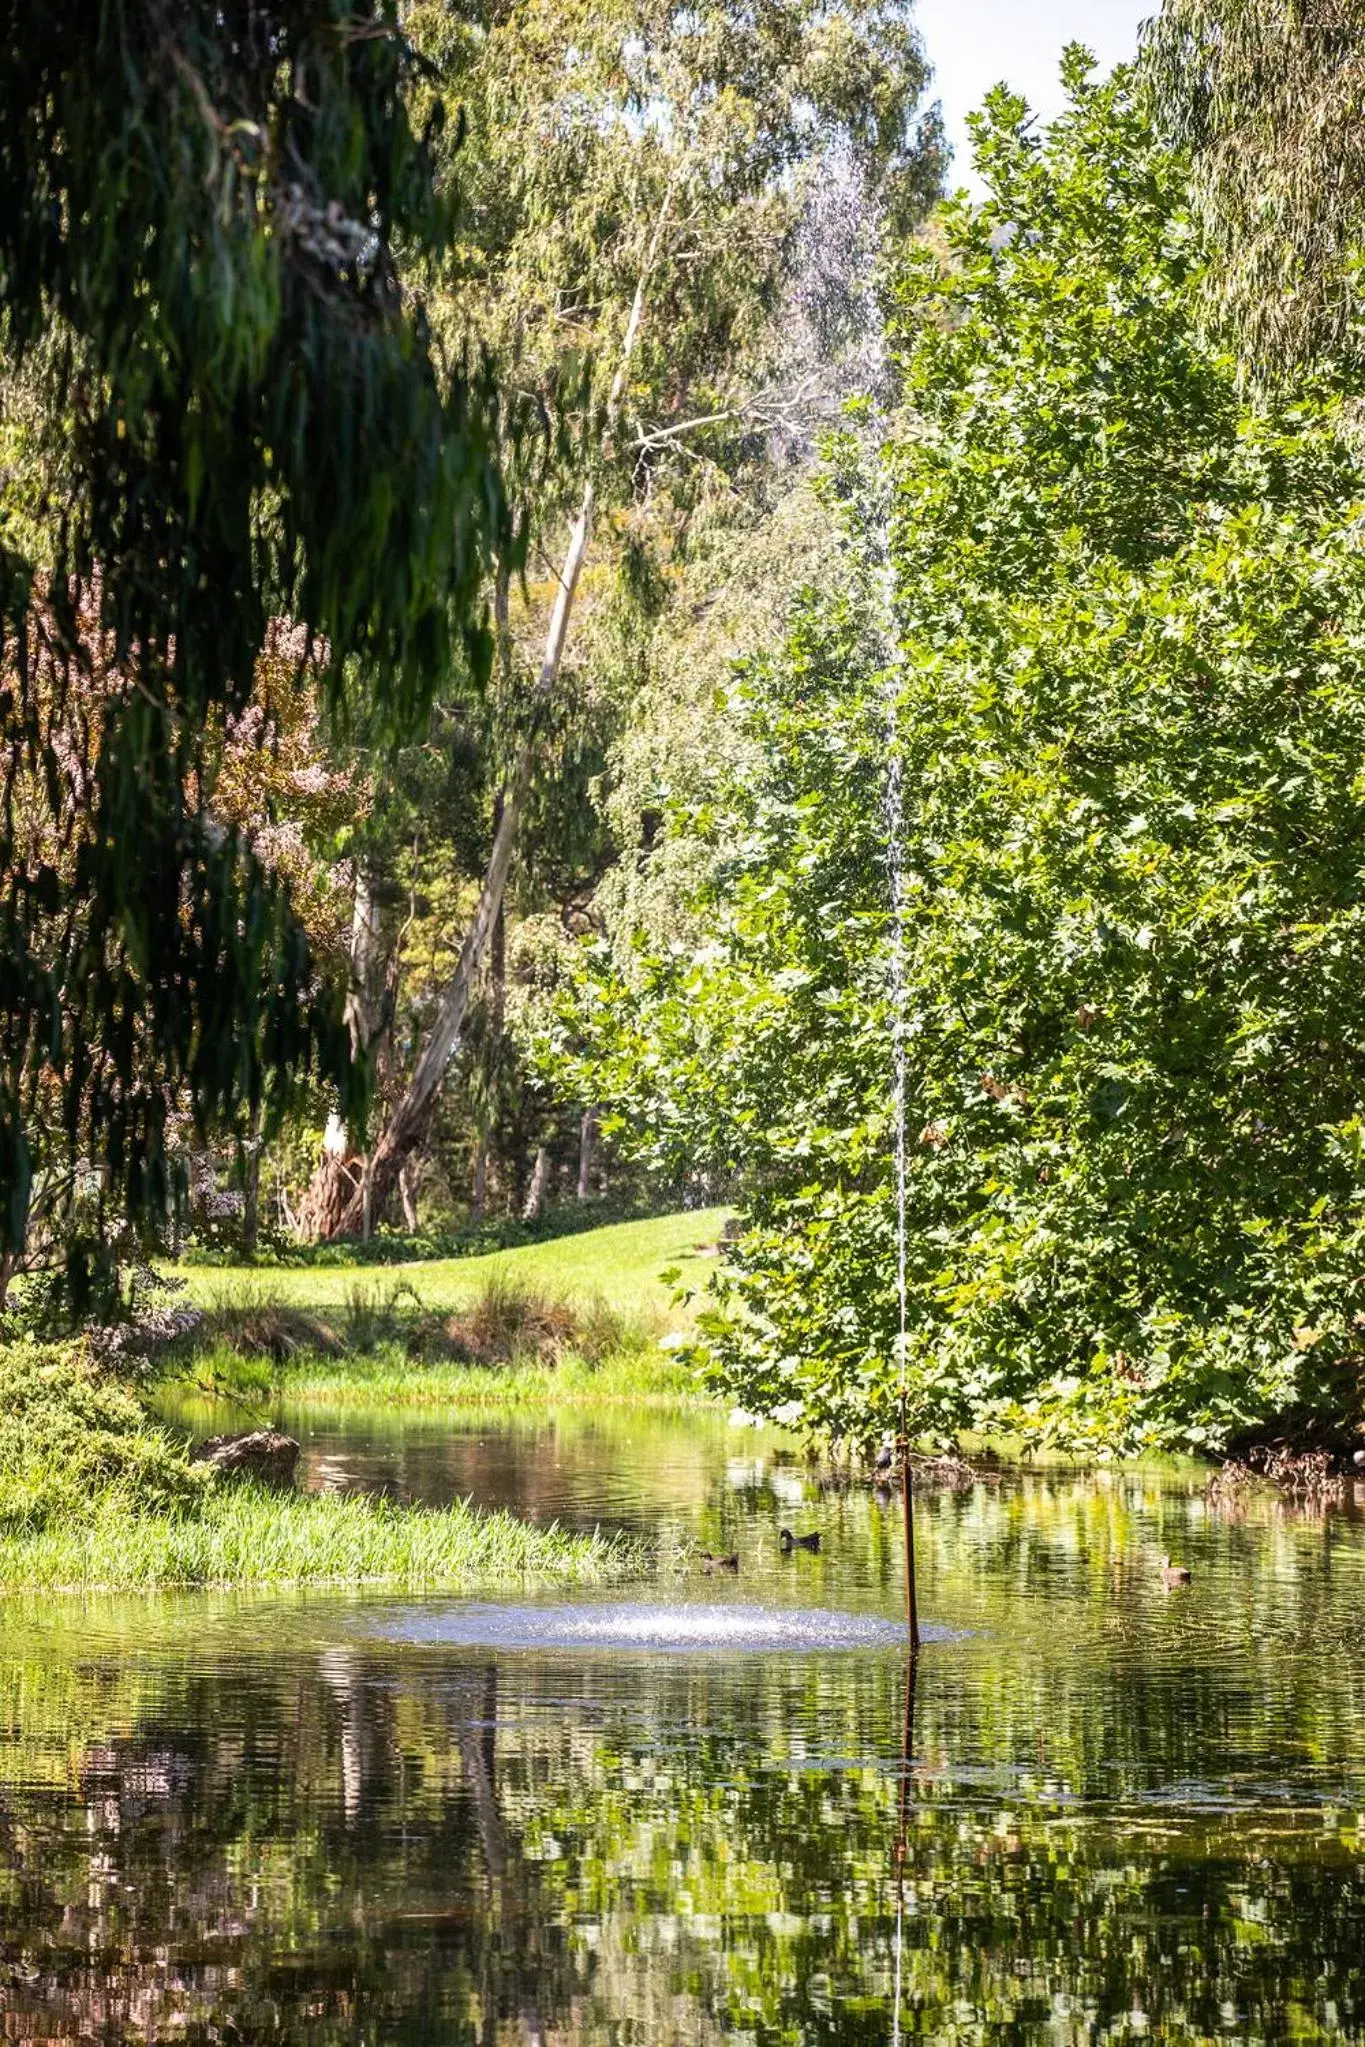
(4, 1410, 1365, 2039)
(891, 1652, 918, 2047)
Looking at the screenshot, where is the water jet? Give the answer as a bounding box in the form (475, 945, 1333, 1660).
(879, 483, 920, 1655)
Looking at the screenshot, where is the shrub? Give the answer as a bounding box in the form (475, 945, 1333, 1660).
(0, 1343, 208, 1533)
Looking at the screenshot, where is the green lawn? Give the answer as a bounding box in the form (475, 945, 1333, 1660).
(171, 1208, 729, 1321)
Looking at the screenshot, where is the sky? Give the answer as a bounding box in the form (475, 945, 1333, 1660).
(914, 0, 1154, 195)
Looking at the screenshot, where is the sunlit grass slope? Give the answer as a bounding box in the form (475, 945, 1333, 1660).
(171, 1209, 728, 1319)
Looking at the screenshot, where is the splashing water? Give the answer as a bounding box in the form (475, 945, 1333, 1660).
(362, 1601, 930, 1654)
(870, 469, 912, 1456)
(873, 479, 914, 2047)
(880, 578, 910, 1407)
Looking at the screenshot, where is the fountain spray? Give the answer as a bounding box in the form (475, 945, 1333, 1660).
(877, 476, 919, 1655)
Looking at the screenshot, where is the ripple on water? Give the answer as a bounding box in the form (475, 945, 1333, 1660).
(362, 1600, 943, 1653)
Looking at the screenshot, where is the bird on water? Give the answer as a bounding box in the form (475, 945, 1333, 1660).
(700, 1551, 739, 1574)
(779, 1528, 820, 1554)
(1160, 1555, 1192, 1585)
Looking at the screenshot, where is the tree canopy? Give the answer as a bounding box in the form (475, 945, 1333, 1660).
(566, 58, 1365, 1455)
(315, 0, 945, 1238)
(1144, 0, 1365, 379)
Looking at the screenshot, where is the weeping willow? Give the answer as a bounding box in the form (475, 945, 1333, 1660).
(0, 3, 514, 1295)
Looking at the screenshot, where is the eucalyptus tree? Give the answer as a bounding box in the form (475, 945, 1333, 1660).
(324, 0, 944, 1235)
(0, 2, 510, 1298)
(1144, 0, 1365, 378)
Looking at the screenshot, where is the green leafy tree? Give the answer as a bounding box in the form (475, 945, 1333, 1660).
(570, 59, 1365, 1456)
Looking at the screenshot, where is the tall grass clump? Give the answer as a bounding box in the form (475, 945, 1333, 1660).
(447, 1273, 646, 1367)
(177, 1274, 705, 1411)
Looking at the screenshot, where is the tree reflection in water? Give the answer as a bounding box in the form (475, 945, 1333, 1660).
(891, 1651, 917, 2047)
(2, 1432, 1365, 2041)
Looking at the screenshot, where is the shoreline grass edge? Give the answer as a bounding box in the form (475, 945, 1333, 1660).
(0, 1481, 648, 1593)
(173, 1339, 713, 1413)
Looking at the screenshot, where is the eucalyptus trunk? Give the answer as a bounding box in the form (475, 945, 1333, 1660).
(522, 1144, 552, 1222)
(470, 1138, 490, 1221)
(324, 187, 677, 1239)
(470, 795, 507, 1223)
(241, 1112, 262, 1255)
(577, 1109, 597, 1200)
(399, 1156, 421, 1232)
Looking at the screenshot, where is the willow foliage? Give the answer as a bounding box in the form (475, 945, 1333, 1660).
(0, 3, 512, 1286)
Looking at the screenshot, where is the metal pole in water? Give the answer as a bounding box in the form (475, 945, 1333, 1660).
(899, 1428, 920, 1652)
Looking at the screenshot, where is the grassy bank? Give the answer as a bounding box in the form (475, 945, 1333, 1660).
(0, 1486, 640, 1593)
(0, 1343, 642, 1590)
(185, 1337, 706, 1410)
(167, 1209, 725, 1412)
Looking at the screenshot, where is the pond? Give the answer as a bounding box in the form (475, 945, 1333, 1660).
(4, 1399, 1365, 2041)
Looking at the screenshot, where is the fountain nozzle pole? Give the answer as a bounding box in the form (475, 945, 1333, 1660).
(899, 1428, 920, 1652)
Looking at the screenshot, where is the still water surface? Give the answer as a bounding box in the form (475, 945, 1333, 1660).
(4, 1401, 1365, 2041)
